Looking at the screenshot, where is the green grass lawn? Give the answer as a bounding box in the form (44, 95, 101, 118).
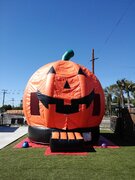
(0, 131, 135, 180)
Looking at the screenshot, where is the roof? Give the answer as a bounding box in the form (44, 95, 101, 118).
(6, 110, 24, 115)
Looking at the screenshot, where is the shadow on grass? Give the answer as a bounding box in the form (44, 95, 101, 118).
(84, 146, 96, 152)
(101, 132, 135, 146)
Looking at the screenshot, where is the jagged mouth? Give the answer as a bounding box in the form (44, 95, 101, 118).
(37, 90, 95, 114)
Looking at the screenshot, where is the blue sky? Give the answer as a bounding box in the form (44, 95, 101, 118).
(0, 0, 135, 106)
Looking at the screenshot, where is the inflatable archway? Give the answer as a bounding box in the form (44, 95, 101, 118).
(23, 50, 105, 145)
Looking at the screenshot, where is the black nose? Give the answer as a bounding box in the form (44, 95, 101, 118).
(64, 81, 70, 89)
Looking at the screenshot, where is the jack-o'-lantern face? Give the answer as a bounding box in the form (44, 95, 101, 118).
(37, 66, 95, 114)
(23, 53, 105, 130)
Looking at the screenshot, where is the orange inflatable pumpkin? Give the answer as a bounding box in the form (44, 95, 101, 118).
(23, 50, 105, 144)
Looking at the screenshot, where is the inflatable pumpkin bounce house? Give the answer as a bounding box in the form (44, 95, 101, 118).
(23, 50, 105, 152)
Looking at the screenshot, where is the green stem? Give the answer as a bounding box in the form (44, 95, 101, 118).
(62, 49, 74, 61)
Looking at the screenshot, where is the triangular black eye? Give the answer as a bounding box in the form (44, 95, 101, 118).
(47, 66, 56, 74)
(64, 81, 70, 89)
(78, 68, 86, 77)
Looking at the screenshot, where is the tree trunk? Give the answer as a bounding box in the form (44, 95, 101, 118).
(120, 89, 125, 108)
(127, 91, 130, 110)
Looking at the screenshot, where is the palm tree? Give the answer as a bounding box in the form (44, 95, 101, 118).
(116, 79, 125, 108)
(104, 79, 135, 115)
(131, 90, 135, 100)
(104, 84, 122, 115)
(117, 79, 135, 109)
(104, 87, 112, 115)
(131, 91, 135, 107)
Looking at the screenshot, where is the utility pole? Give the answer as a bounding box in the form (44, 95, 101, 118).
(2, 89, 8, 107)
(92, 48, 95, 74)
(90, 49, 99, 74)
(1, 89, 7, 125)
(11, 98, 15, 107)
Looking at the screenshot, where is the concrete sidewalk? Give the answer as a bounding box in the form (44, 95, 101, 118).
(0, 126, 28, 149)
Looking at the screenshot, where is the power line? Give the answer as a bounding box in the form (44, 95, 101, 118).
(104, 0, 134, 45)
(0, 89, 23, 107)
(85, 1, 134, 68)
(97, 0, 135, 56)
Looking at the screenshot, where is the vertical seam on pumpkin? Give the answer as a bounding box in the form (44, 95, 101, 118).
(72, 62, 82, 98)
